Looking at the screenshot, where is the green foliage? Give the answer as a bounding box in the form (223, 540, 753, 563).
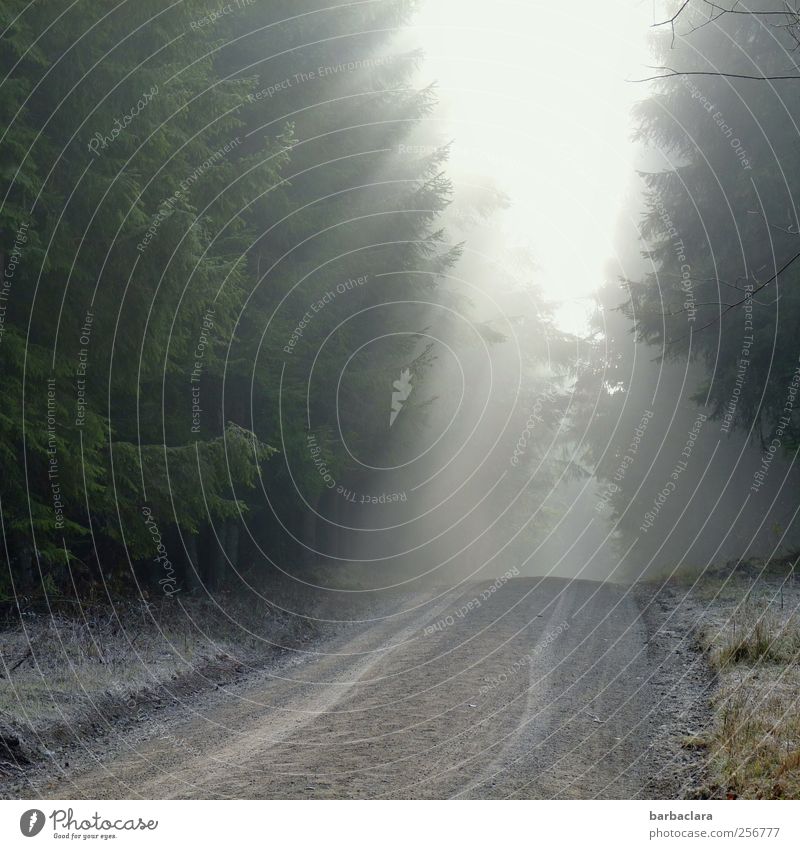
(0, 0, 457, 592)
(626, 4, 800, 442)
(107, 424, 274, 559)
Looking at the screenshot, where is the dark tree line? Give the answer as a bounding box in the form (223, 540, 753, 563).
(570, 0, 800, 571)
(0, 0, 458, 598)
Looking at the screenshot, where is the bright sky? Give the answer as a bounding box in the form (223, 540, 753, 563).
(408, 0, 659, 333)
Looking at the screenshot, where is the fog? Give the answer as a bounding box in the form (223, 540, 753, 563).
(6, 0, 800, 808)
(304, 0, 800, 591)
(4, 0, 800, 604)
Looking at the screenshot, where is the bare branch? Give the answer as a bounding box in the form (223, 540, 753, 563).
(653, 0, 799, 27)
(649, 1, 800, 59)
(653, 0, 692, 48)
(632, 65, 800, 82)
(665, 247, 800, 346)
(653, 0, 692, 29)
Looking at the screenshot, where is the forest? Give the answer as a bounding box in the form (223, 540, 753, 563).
(0, 0, 465, 597)
(2, 0, 800, 807)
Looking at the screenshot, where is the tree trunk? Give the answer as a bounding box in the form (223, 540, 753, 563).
(203, 522, 226, 592)
(184, 532, 200, 593)
(226, 520, 239, 572)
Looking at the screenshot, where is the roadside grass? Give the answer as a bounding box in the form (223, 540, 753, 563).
(705, 601, 800, 668)
(0, 592, 317, 775)
(0, 581, 412, 782)
(706, 669, 800, 799)
(685, 570, 800, 799)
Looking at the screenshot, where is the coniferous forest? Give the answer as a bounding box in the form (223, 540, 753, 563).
(1, 0, 462, 596)
(3, 0, 800, 817)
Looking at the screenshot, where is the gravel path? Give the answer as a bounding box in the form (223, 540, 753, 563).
(17, 578, 711, 799)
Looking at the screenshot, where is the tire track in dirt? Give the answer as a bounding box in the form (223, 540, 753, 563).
(30, 578, 708, 799)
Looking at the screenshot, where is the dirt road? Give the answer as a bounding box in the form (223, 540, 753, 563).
(33, 578, 709, 799)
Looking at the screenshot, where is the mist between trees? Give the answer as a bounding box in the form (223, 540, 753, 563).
(3, 0, 800, 607)
(0, 0, 462, 598)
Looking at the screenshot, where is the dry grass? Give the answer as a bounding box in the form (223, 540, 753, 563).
(0, 581, 413, 781)
(707, 604, 800, 669)
(705, 669, 800, 798)
(0, 592, 317, 767)
(692, 577, 800, 799)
